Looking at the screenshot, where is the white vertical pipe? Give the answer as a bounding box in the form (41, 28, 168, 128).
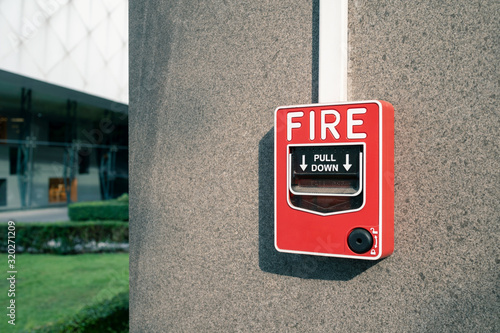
(318, 0, 348, 103)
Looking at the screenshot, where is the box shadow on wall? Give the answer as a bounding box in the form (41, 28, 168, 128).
(258, 129, 377, 280)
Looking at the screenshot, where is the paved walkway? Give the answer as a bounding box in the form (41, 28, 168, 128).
(0, 207, 69, 223)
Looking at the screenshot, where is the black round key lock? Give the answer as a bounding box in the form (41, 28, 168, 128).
(347, 228, 373, 254)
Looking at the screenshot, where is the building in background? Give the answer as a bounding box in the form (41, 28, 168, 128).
(0, 0, 128, 210)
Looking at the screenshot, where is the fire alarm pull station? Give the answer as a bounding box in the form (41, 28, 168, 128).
(274, 101, 394, 260)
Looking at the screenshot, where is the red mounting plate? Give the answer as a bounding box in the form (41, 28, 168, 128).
(274, 100, 394, 260)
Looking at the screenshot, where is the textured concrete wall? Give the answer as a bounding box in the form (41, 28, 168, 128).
(129, 1, 499, 331)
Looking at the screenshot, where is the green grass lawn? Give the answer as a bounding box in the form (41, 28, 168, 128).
(0, 253, 128, 332)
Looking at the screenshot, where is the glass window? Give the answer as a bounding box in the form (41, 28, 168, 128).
(0, 179, 6, 206)
(9, 147, 18, 175)
(78, 149, 90, 174)
(48, 121, 67, 142)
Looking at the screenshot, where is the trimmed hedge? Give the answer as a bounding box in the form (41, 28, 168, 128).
(29, 291, 129, 333)
(69, 201, 129, 221)
(0, 221, 128, 254)
(115, 193, 129, 203)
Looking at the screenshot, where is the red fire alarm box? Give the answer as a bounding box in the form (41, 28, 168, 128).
(274, 101, 394, 260)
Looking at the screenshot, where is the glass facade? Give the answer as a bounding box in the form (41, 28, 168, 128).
(0, 71, 128, 210)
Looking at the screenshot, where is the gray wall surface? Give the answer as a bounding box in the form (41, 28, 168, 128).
(129, 1, 499, 331)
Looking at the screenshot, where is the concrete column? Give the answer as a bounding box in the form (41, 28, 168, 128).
(130, 1, 499, 331)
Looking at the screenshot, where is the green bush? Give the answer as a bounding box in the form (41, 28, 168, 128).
(0, 221, 128, 254)
(69, 200, 128, 221)
(115, 193, 129, 203)
(29, 291, 129, 333)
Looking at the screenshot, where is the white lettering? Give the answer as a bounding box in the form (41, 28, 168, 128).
(309, 111, 315, 140)
(311, 164, 339, 172)
(321, 110, 340, 140)
(314, 154, 337, 162)
(287, 111, 304, 141)
(347, 108, 367, 139)
(286, 108, 368, 141)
